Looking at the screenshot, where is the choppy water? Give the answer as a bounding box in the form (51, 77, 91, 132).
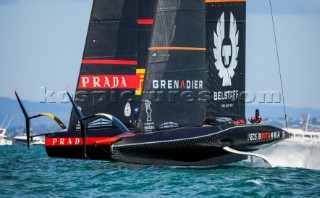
(1, 144, 320, 197)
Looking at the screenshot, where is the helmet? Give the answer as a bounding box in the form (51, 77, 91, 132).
(250, 117, 256, 124)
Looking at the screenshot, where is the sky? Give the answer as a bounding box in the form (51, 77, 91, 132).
(0, 0, 320, 109)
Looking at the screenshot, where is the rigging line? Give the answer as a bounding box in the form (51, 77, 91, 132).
(268, 0, 288, 128)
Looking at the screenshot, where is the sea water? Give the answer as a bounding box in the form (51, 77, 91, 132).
(0, 144, 320, 197)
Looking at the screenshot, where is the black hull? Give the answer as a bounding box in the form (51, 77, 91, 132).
(45, 125, 288, 166)
(111, 125, 288, 166)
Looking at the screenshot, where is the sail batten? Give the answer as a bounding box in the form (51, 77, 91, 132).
(149, 47, 206, 51)
(137, 19, 154, 25)
(81, 59, 138, 65)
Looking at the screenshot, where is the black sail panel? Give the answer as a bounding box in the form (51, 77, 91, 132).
(138, 0, 158, 73)
(205, 1, 246, 120)
(69, 0, 140, 130)
(137, 0, 206, 133)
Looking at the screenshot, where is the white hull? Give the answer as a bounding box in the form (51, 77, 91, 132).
(14, 135, 45, 145)
(0, 138, 12, 146)
(0, 116, 13, 145)
(285, 128, 320, 144)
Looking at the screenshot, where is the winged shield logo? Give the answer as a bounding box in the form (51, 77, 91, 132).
(213, 12, 239, 87)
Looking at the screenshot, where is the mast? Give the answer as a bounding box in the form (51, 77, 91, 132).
(205, 0, 246, 120)
(304, 114, 310, 132)
(137, 0, 206, 132)
(4, 116, 13, 134)
(1, 116, 7, 128)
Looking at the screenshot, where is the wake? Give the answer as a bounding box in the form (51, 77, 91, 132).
(251, 142, 320, 170)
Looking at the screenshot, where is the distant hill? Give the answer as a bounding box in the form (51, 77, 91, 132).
(246, 104, 320, 119)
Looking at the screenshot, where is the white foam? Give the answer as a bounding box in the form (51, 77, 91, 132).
(253, 141, 320, 170)
(246, 179, 262, 185)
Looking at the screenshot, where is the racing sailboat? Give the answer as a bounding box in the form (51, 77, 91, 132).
(15, 0, 289, 166)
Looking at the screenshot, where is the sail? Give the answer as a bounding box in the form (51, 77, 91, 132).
(137, 0, 206, 133)
(138, 0, 157, 76)
(69, 0, 157, 130)
(205, 0, 246, 120)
